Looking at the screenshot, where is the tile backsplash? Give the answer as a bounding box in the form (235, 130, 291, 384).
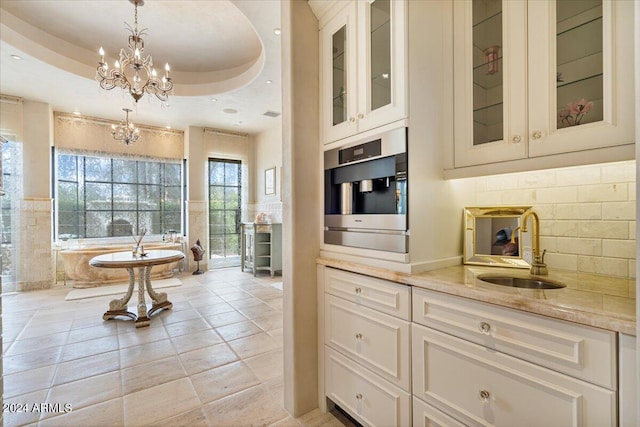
(462, 160, 636, 278)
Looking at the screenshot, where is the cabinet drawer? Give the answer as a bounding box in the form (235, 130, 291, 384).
(412, 324, 616, 427)
(325, 294, 410, 390)
(413, 396, 466, 427)
(412, 287, 616, 389)
(325, 346, 411, 427)
(325, 267, 410, 320)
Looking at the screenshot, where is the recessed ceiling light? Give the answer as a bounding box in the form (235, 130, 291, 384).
(266, 80, 273, 84)
(73, 110, 81, 115)
(223, 108, 238, 114)
(165, 125, 172, 129)
(10, 54, 23, 60)
(210, 98, 218, 102)
(274, 28, 281, 35)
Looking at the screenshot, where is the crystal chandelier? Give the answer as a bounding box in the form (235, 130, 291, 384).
(96, 0, 173, 104)
(112, 108, 141, 145)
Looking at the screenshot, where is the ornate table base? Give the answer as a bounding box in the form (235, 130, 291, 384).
(103, 266, 173, 327)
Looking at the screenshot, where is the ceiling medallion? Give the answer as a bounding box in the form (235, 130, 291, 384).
(112, 108, 141, 145)
(96, 0, 173, 104)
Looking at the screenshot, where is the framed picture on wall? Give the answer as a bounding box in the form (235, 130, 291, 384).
(265, 166, 276, 195)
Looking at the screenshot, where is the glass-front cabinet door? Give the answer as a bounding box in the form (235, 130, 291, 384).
(320, 0, 407, 145)
(527, 0, 634, 157)
(453, 0, 633, 170)
(320, 1, 358, 144)
(356, 0, 407, 135)
(453, 0, 527, 167)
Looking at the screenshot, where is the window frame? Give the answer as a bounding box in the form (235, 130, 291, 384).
(54, 150, 183, 240)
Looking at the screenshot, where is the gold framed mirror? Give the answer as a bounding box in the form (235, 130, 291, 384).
(464, 206, 533, 268)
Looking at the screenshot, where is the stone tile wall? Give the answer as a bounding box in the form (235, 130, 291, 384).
(18, 198, 53, 290)
(246, 202, 283, 224)
(466, 160, 636, 278)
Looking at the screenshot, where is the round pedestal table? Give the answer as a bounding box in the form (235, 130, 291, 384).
(89, 250, 185, 328)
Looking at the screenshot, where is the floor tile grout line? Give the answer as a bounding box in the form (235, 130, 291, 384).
(2, 272, 296, 427)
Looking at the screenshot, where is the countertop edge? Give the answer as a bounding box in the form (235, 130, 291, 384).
(317, 258, 637, 336)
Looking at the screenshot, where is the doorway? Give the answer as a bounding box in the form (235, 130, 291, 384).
(208, 158, 242, 268)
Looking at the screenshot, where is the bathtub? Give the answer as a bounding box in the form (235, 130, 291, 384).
(61, 242, 183, 288)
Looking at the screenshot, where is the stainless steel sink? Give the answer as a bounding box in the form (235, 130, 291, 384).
(477, 275, 566, 290)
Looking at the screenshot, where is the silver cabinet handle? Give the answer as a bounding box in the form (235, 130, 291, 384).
(532, 130, 542, 140)
(512, 135, 522, 143)
(479, 390, 491, 402)
(358, 113, 364, 119)
(479, 322, 491, 334)
(355, 333, 363, 340)
(355, 287, 362, 295)
(356, 393, 363, 400)
(349, 117, 356, 123)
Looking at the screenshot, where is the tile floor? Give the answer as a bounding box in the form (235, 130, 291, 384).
(2, 268, 355, 427)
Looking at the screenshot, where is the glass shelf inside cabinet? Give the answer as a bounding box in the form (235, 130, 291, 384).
(473, 102, 503, 145)
(370, 0, 391, 111)
(332, 25, 348, 126)
(556, 0, 603, 129)
(473, 56, 503, 90)
(472, 0, 503, 146)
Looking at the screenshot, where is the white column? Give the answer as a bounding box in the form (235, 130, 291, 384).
(185, 126, 208, 272)
(19, 101, 53, 290)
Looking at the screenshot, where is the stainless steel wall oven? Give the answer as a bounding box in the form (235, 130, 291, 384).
(324, 127, 408, 253)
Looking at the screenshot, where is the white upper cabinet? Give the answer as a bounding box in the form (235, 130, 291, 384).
(452, 0, 634, 171)
(320, 0, 407, 144)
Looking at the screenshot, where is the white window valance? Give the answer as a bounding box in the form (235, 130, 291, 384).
(54, 112, 184, 159)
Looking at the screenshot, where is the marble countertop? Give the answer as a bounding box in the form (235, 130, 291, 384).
(317, 258, 637, 336)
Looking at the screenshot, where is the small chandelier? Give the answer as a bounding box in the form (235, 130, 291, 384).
(96, 0, 173, 104)
(112, 108, 141, 145)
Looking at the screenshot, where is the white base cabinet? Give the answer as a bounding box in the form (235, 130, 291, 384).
(619, 333, 637, 427)
(321, 267, 411, 426)
(412, 323, 616, 427)
(325, 294, 411, 390)
(319, 266, 627, 427)
(325, 347, 411, 427)
(412, 396, 466, 427)
(412, 287, 617, 389)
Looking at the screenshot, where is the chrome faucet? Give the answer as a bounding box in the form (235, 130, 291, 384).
(519, 211, 548, 276)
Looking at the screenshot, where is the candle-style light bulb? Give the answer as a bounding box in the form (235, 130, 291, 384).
(165, 63, 170, 78)
(151, 68, 157, 77)
(134, 48, 141, 60)
(99, 46, 105, 63)
(114, 60, 120, 70)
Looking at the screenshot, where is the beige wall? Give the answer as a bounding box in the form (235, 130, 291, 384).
(282, 0, 320, 417)
(0, 96, 23, 140)
(249, 122, 283, 223)
(252, 122, 282, 204)
(406, 0, 475, 271)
